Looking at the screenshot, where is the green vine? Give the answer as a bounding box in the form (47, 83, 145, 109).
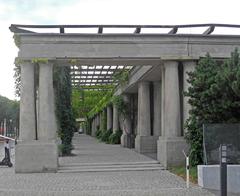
(13, 34, 21, 48)
(113, 70, 129, 87)
(31, 58, 49, 64)
(54, 66, 76, 156)
(68, 59, 79, 64)
(87, 91, 113, 118)
(111, 95, 128, 117)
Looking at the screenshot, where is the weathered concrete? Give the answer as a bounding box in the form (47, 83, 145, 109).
(15, 141, 58, 173)
(120, 94, 133, 148)
(137, 81, 151, 136)
(198, 165, 240, 194)
(153, 81, 161, 137)
(135, 82, 158, 153)
(157, 61, 187, 167)
(38, 63, 57, 141)
(163, 61, 181, 137)
(19, 62, 36, 141)
(113, 105, 119, 133)
(18, 34, 240, 62)
(157, 137, 188, 168)
(91, 117, 96, 136)
(107, 106, 113, 130)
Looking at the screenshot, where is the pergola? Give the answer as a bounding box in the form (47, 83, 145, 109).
(10, 23, 240, 91)
(70, 65, 132, 90)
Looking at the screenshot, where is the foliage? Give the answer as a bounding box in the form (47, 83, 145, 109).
(13, 61, 21, 97)
(13, 34, 21, 48)
(54, 66, 76, 156)
(72, 89, 107, 119)
(169, 166, 198, 184)
(58, 143, 73, 156)
(87, 91, 113, 118)
(0, 95, 19, 129)
(108, 130, 122, 144)
(95, 128, 102, 139)
(113, 69, 129, 87)
(31, 58, 49, 64)
(185, 49, 240, 166)
(100, 128, 112, 143)
(111, 95, 128, 118)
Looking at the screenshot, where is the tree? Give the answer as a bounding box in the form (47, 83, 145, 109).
(185, 49, 240, 166)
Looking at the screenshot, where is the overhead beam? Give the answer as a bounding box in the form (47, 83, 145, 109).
(203, 25, 215, 35)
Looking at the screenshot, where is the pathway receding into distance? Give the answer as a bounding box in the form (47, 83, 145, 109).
(0, 134, 215, 196)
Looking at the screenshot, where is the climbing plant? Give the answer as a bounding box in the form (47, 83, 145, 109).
(54, 66, 76, 155)
(112, 69, 129, 87)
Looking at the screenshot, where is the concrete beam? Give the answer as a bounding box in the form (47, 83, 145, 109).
(18, 34, 240, 60)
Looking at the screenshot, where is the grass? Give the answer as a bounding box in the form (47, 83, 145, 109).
(169, 166, 198, 184)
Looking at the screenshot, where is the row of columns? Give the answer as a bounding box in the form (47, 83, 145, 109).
(91, 104, 120, 135)
(90, 60, 195, 167)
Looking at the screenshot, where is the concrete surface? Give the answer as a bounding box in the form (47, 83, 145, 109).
(0, 134, 216, 195)
(198, 164, 240, 194)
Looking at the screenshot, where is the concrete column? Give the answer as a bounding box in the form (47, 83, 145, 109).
(38, 63, 57, 141)
(121, 94, 133, 148)
(183, 61, 196, 133)
(16, 62, 58, 173)
(19, 62, 36, 141)
(157, 61, 188, 168)
(137, 81, 151, 136)
(107, 106, 113, 130)
(135, 81, 158, 153)
(113, 105, 119, 133)
(153, 81, 161, 137)
(164, 61, 181, 137)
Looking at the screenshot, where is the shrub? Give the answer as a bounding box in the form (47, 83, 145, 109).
(95, 129, 102, 139)
(58, 144, 73, 156)
(109, 130, 122, 144)
(185, 49, 240, 166)
(100, 128, 112, 143)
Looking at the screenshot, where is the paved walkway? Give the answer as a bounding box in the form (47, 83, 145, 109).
(0, 134, 215, 196)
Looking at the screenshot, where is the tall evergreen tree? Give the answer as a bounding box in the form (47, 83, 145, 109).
(185, 49, 240, 166)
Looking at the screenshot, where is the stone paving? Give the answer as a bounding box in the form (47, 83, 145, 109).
(0, 134, 216, 196)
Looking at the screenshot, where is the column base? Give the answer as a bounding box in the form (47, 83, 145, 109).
(135, 135, 158, 153)
(15, 141, 58, 173)
(91, 129, 96, 137)
(157, 137, 188, 168)
(121, 134, 135, 148)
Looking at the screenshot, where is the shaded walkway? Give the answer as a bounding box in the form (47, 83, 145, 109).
(59, 133, 159, 166)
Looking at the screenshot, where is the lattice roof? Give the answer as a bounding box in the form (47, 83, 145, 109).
(70, 65, 133, 90)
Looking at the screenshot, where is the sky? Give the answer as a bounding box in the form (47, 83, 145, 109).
(0, 0, 240, 100)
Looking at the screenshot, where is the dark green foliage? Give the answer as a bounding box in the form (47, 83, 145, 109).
(54, 66, 76, 156)
(95, 128, 102, 139)
(0, 95, 19, 129)
(185, 49, 240, 166)
(109, 130, 122, 144)
(100, 129, 112, 143)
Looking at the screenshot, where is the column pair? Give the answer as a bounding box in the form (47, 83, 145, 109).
(16, 61, 58, 173)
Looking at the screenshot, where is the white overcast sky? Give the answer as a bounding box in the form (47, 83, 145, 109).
(0, 0, 240, 100)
